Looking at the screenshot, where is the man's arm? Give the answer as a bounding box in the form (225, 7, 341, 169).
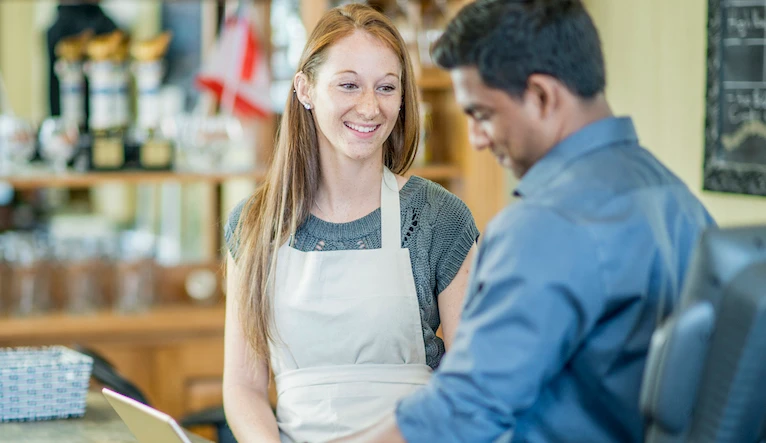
(337, 206, 605, 442)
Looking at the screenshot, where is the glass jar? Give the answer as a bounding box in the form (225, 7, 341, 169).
(53, 237, 106, 315)
(3, 232, 52, 317)
(112, 230, 157, 314)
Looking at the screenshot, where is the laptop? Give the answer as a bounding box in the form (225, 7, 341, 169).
(102, 387, 193, 443)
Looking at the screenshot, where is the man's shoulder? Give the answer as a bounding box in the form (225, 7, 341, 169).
(484, 201, 586, 248)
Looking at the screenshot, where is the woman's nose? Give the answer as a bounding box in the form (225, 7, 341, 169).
(356, 90, 380, 120)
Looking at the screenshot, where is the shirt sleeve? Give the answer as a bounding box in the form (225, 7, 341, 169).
(396, 204, 606, 442)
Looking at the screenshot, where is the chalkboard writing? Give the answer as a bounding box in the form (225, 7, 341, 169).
(704, 0, 766, 195)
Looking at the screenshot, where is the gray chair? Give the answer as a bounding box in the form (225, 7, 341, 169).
(640, 226, 766, 443)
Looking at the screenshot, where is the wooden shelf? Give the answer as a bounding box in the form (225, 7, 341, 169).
(0, 164, 460, 189)
(0, 304, 225, 345)
(1, 169, 267, 190)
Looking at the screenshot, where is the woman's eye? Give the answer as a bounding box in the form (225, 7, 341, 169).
(378, 85, 396, 93)
(340, 83, 358, 90)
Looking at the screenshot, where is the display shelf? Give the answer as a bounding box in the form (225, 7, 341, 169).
(0, 169, 267, 190)
(0, 164, 461, 189)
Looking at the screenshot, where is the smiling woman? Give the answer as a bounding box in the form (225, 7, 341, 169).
(221, 3, 479, 443)
(294, 29, 404, 171)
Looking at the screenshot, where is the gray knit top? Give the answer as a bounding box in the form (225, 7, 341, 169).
(224, 176, 479, 369)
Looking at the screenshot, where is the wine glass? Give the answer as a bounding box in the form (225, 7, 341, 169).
(166, 114, 244, 173)
(38, 117, 80, 173)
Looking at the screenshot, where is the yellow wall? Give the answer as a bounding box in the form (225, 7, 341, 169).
(0, 0, 41, 120)
(585, 0, 766, 226)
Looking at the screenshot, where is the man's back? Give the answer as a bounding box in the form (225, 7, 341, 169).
(505, 117, 715, 441)
(396, 117, 715, 443)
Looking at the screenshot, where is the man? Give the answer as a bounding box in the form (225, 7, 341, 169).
(338, 0, 715, 442)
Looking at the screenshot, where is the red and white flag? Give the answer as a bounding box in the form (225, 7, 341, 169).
(195, 11, 271, 119)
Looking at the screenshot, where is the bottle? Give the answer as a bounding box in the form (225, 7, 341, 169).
(389, 0, 422, 77)
(111, 35, 132, 133)
(54, 30, 90, 131)
(418, 0, 450, 68)
(84, 31, 127, 171)
(53, 31, 91, 172)
(127, 32, 174, 171)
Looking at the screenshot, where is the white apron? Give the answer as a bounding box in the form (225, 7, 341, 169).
(271, 167, 431, 443)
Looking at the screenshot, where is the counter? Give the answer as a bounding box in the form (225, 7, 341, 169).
(0, 390, 212, 442)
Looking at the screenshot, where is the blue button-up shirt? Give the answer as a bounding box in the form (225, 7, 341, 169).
(396, 117, 715, 442)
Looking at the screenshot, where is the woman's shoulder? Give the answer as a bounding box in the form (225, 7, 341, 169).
(225, 198, 249, 237)
(402, 175, 474, 223)
(224, 197, 253, 259)
(404, 176, 479, 294)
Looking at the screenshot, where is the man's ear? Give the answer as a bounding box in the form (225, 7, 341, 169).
(525, 74, 562, 120)
(294, 71, 312, 109)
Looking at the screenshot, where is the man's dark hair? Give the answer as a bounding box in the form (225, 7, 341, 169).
(432, 0, 605, 99)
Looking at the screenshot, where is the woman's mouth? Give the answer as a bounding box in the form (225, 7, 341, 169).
(345, 122, 380, 136)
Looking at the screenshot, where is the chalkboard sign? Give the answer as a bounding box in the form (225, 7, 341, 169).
(705, 0, 766, 195)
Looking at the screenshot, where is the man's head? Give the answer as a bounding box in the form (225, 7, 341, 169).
(432, 0, 611, 177)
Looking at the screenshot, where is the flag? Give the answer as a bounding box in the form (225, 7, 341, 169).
(195, 10, 271, 119)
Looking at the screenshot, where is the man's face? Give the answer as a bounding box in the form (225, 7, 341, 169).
(451, 66, 549, 178)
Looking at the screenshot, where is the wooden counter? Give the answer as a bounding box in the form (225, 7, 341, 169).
(0, 390, 212, 442)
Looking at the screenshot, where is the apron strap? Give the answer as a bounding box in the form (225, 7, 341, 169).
(381, 167, 401, 250)
(275, 363, 432, 396)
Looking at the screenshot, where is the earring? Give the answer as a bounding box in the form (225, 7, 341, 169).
(303, 103, 311, 110)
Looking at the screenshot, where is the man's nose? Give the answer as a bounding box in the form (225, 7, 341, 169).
(468, 120, 490, 151)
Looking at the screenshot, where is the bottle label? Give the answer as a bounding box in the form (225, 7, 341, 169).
(55, 60, 86, 127)
(134, 61, 164, 130)
(92, 134, 125, 169)
(61, 87, 85, 128)
(140, 139, 172, 168)
(86, 61, 115, 130)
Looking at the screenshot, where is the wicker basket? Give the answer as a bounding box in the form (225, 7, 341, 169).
(0, 346, 93, 422)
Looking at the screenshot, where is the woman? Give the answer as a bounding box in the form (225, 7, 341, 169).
(223, 4, 478, 442)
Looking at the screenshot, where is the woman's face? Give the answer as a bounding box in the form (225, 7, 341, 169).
(298, 30, 403, 164)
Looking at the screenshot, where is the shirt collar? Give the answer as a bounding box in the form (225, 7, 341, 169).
(513, 116, 639, 198)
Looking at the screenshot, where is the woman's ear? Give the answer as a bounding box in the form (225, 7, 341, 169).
(294, 71, 312, 110)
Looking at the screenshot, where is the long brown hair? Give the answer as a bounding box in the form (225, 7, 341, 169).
(233, 3, 420, 358)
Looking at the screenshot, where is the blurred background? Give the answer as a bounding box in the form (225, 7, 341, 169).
(0, 0, 763, 441)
